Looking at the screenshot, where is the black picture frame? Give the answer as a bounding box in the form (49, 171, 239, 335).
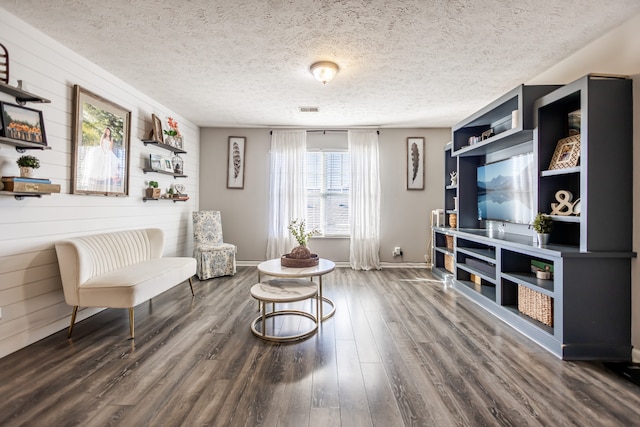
(0, 101, 47, 146)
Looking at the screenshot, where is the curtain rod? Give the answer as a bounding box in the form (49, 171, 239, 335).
(269, 130, 379, 135)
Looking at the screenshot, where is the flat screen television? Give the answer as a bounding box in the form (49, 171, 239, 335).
(477, 153, 534, 225)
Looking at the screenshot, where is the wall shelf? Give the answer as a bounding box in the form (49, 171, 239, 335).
(142, 168, 187, 179)
(0, 136, 51, 152)
(143, 197, 188, 203)
(0, 190, 49, 200)
(142, 139, 186, 154)
(0, 80, 51, 104)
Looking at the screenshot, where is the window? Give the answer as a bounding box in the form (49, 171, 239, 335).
(305, 150, 350, 236)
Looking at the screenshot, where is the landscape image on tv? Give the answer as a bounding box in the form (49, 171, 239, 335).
(477, 153, 534, 224)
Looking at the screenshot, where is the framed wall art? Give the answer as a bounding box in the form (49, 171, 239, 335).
(72, 85, 131, 196)
(0, 101, 47, 146)
(406, 137, 425, 190)
(548, 134, 581, 170)
(151, 113, 164, 143)
(227, 136, 246, 189)
(149, 154, 163, 171)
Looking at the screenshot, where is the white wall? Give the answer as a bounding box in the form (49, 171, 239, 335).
(0, 8, 199, 358)
(527, 13, 640, 361)
(199, 128, 450, 264)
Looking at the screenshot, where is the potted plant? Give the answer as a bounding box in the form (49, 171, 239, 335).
(532, 213, 553, 246)
(281, 219, 320, 267)
(145, 181, 160, 199)
(16, 155, 40, 178)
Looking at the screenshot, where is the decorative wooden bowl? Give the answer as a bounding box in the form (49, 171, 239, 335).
(280, 253, 319, 267)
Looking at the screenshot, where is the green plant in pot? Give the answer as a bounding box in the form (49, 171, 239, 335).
(532, 213, 553, 246)
(16, 155, 40, 178)
(145, 180, 160, 199)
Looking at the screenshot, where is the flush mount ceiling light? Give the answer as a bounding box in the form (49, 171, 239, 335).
(310, 61, 339, 84)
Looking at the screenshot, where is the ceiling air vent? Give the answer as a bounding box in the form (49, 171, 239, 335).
(298, 106, 319, 113)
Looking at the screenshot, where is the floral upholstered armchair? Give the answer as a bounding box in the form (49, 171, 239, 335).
(192, 211, 237, 279)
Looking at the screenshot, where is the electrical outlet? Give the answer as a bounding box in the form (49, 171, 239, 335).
(393, 247, 403, 257)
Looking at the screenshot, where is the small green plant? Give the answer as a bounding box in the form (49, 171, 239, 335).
(288, 219, 319, 246)
(148, 181, 158, 188)
(532, 213, 553, 234)
(167, 187, 175, 195)
(16, 155, 40, 169)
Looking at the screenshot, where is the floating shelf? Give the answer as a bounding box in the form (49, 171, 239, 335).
(0, 81, 51, 104)
(0, 190, 49, 200)
(0, 136, 51, 152)
(142, 139, 186, 154)
(142, 168, 187, 179)
(143, 197, 188, 203)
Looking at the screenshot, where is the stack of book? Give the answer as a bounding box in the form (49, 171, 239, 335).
(1, 176, 61, 193)
(173, 193, 189, 201)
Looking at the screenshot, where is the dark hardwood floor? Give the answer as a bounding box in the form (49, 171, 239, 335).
(1, 267, 639, 426)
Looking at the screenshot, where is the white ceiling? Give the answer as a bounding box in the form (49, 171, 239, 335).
(2, 0, 640, 128)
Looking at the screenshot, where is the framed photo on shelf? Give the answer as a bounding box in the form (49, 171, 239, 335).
(406, 137, 424, 190)
(0, 101, 47, 146)
(71, 85, 131, 196)
(151, 113, 164, 143)
(227, 136, 246, 189)
(548, 134, 580, 170)
(149, 154, 163, 171)
(163, 158, 174, 173)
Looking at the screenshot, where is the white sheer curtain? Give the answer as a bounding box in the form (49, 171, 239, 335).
(266, 130, 307, 259)
(348, 130, 381, 270)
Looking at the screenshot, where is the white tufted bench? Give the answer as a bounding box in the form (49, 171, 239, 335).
(55, 228, 196, 339)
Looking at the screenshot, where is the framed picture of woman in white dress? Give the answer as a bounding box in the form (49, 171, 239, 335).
(72, 85, 131, 196)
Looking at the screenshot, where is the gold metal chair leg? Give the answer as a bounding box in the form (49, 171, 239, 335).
(68, 306, 78, 338)
(188, 276, 195, 296)
(129, 307, 135, 339)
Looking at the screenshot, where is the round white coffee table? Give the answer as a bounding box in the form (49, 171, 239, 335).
(250, 279, 318, 342)
(257, 258, 336, 321)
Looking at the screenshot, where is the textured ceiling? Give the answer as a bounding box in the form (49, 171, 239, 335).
(1, 0, 640, 128)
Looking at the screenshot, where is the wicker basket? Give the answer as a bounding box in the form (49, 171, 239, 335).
(518, 285, 553, 327)
(445, 235, 454, 251)
(444, 254, 454, 273)
(448, 213, 457, 228)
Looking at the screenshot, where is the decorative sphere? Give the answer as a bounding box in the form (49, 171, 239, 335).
(289, 245, 311, 259)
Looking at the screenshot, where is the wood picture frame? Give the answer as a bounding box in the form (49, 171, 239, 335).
(406, 137, 424, 190)
(227, 136, 246, 189)
(548, 134, 580, 170)
(72, 85, 131, 196)
(151, 113, 164, 143)
(0, 101, 47, 146)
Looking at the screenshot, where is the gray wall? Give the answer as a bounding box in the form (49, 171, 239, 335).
(199, 128, 450, 264)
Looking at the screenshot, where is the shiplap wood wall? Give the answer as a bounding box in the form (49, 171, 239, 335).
(0, 8, 199, 358)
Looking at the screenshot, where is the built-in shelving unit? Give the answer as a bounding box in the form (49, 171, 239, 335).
(433, 75, 634, 361)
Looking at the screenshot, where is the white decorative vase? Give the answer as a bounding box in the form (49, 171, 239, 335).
(19, 167, 34, 178)
(537, 233, 550, 246)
